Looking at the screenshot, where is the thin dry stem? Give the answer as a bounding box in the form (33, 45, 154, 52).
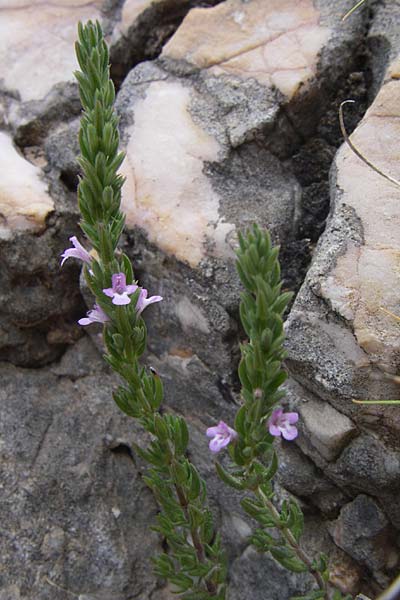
(339, 100, 400, 189)
(342, 0, 368, 22)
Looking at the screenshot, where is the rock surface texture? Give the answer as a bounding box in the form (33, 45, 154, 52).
(1, 0, 400, 599)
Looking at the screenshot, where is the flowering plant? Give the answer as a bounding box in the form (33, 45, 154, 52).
(64, 20, 357, 600)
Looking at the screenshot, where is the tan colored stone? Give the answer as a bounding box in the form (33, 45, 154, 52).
(320, 76, 400, 368)
(120, 80, 235, 267)
(162, 0, 331, 98)
(0, 132, 54, 237)
(0, 0, 103, 103)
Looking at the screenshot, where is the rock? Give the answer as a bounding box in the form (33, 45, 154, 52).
(161, 0, 367, 135)
(0, 586, 22, 600)
(44, 118, 81, 191)
(276, 439, 349, 515)
(0, 1, 102, 104)
(367, 1, 400, 97)
(50, 335, 107, 379)
(298, 396, 358, 461)
(2, 0, 400, 597)
(110, 0, 209, 87)
(119, 68, 300, 266)
(330, 495, 399, 581)
(162, 0, 331, 98)
(285, 50, 400, 429)
(283, 42, 400, 574)
(0, 1, 104, 144)
(0, 360, 163, 600)
(0, 217, 87, 366)
(114, 58, 303, 392)
(327, 434, 400, 495)
(0, 131, 54, 237)
(228, 546, 313, 600)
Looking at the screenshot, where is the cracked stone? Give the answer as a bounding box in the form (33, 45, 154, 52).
(162, 0, 331, 98)
(285, 52, 400, 434)
(120, 76, 236, 267)
(327, 434, 400, 495)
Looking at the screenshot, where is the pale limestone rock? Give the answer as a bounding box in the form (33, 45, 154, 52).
(0, 132, 54, 237)
(321, 78, 400, 369)
(162, 0, 331, 99)
(299, 397, 357, 461)
(120, 80, 235, 267)
(0, 0, 103, 103)
(285, 56, 400, 411)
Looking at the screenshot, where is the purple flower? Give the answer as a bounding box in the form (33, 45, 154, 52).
(206, 421, 238, 453)
(103, 273, 138, 306)
(135, 288, 163, 314)
(78, 304, 110, 326)
(268, 409, 299, 441)
(61, 236, 92, 266)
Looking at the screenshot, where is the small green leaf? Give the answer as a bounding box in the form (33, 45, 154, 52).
(215, 462, 246, 490)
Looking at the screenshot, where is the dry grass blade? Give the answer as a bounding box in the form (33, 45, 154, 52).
(342, 0, 368, 22)
(339, 100, 400, 189)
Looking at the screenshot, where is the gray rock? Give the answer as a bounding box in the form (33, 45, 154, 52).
(0, 223, 87, 367)
(277, 440, 349, 515)
(298, 396, 358, 461)
(368, 1, 400, 97)
(228, 546, 313, 600)
(7, 83, 81, 147)
(0, 361, 163, 600)
(330, 495, 399, 580)
(327, 435, 400, 495)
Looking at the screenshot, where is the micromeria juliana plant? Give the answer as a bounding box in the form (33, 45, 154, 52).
(65, 19, 357, 600)
(207, 226, 352, 600)
(66, 21, 226, 598)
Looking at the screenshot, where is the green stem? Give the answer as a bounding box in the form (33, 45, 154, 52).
(256, 487, 328, 599)
(174, 482, 218, 596)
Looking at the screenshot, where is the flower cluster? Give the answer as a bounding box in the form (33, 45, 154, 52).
(206, 409, 298, 454)
(61, 239, 162, 324)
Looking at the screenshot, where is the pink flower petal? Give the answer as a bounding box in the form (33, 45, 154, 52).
(103, 287, 115, 298)
(206, 426, 221, 438)
(78, 317, 92, 326)
(286, 412, 299, 424)
(112, 293, 131, 305)
(269, 408, 283, 424)
(209, 435, 230, 453)
(269, 424, 281, 437)
(125, 284, 138, 295)
(281, 426, 298, 441)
